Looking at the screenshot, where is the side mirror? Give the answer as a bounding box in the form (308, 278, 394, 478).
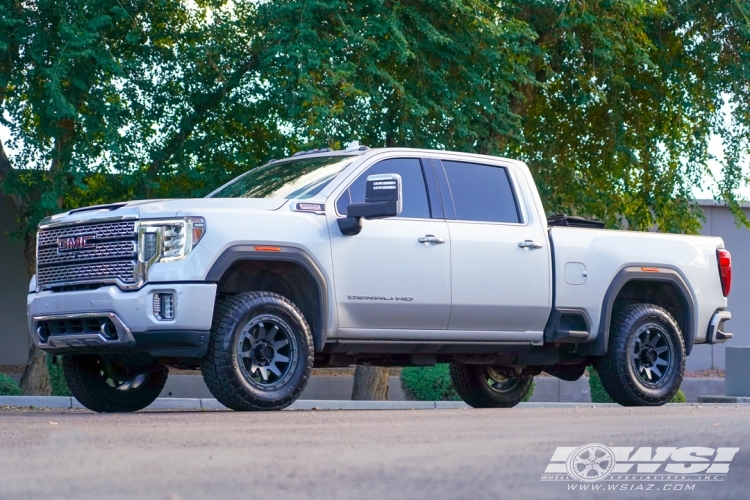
(337, 174, 402, 236)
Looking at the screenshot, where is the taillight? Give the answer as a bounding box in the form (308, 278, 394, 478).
(717, 249, 731, 297)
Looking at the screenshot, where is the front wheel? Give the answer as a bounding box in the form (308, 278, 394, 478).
(201, 292, 313, 411)
(62, 355, 168, 412)
(449, 364, 533, 408)
(594, 303, 685, 406)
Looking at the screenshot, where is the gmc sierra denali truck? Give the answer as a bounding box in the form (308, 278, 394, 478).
(27, 145, 734, 412)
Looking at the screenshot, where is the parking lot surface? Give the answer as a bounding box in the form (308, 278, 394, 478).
(0, 406, 747, 500)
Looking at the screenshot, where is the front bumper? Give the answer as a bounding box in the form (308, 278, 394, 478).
(27, 282, 217, 357)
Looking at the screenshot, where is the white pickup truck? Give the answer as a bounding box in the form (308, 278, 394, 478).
(27, 146, 733, 412)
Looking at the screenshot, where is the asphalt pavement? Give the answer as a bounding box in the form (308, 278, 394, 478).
(0, 405, 748, 500)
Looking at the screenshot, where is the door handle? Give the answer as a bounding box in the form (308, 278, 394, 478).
(418, 235, 445, 244)
(518, 240, 543, 249)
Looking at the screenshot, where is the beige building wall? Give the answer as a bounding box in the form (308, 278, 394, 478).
(689, 201, 750, 371)
(0, 194, 31, 365)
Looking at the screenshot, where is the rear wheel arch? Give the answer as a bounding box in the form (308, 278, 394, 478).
(205, 246, 329, 351)
(586, 267, 696, 356)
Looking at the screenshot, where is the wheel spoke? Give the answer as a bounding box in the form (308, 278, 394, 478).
(655, 346, 669, 354)
(259, 366, 269, 381)
(239, 349, 253, 359)
(643, 367, 653, 380)
(650, 365, 663, 379)
(274, 353, 290, 363)
(268, 363, 282, 377)
(262, 325, 279, 341)
(273, 339, 289, 350)
(655, 357, 669, 366)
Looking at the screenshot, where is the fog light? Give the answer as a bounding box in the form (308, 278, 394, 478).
(153, 293, 175, 320)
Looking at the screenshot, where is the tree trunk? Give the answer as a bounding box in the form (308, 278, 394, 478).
(19, 345, 51, 396)
(351, 366, 389, 400)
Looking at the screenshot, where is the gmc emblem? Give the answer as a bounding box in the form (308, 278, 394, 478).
(57, 234, 96, 253)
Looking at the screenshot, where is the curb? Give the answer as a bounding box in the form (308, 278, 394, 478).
(2, 396, 746, 411)
(697, 395, 750, 404)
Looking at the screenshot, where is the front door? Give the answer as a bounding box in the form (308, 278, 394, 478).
(329, 158, 451, 333)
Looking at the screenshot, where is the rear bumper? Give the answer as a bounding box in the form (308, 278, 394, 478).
(706, 310, 733, 344)
(27, 282, 216, 357)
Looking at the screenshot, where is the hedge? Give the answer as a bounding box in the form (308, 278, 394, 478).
(400, 364, 535, 402)
(0, 373, 23, 396)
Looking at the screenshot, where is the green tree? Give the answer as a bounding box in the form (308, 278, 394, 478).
(2, 1, 749, 394)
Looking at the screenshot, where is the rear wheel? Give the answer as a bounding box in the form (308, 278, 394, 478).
(449, 364, 533, 408)
(62, 355, 167, 412)
(594, 303, 685, 406)
(201, 292, 313, 411)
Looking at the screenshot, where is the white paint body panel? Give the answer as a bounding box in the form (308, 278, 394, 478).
(328, 217, 452, 331)
(550, 227, 727, 343)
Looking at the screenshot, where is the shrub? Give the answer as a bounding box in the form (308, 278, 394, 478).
(0, 373, 22, 396)
(48, 356, 71, 397)
(670, 389, 687, 403)
(400, 364, 535, 402)
(588, 367, 614, 403)
(401, 364, 460, 401)
(588, 367, 687, 403)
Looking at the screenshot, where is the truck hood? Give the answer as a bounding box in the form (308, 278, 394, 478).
(42, 198, 289, 226)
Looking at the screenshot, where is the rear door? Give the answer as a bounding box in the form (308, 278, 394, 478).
(435, 158, 552, 335)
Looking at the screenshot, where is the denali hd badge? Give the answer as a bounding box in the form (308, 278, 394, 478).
(348, 295, 413, 301)
(57, 234, 96, 253)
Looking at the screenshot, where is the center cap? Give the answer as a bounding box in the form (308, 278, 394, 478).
(254, 343, 275, 363)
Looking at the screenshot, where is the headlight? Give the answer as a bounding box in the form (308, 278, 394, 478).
(137, 217, 206, 265)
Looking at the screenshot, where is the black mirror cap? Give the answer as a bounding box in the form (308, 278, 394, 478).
(346, 200, 399, 220)
(337, 217, 363, 236)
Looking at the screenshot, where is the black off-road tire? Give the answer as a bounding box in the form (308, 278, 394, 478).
(201, 292, 313, 411)
(449, 364, 533, 408)
(594, 303, 685, 406)
(62, 355, 168, 413)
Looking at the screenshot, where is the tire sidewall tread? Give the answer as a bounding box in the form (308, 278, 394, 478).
(201, 291, 313, 411)
(594, 303, 685, 406)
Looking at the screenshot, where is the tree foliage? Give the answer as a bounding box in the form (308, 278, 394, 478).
(2, 0, 749, 239)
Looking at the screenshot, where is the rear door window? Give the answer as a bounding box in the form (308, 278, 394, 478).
(441, 161, 520, 223)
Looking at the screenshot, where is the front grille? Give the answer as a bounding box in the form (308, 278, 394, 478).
(38, 240, 136, 265)
(38, 221, 135, 246)
(37, 261, 136, 286)
(37, 220, 138, 290)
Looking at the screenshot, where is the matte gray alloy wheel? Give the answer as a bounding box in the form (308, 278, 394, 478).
(485, 366, 525, 393)
(236, 315, 299, 391)
(449, 363, 533, 408)
(62, 355, 168, 412)
(594, 303, 685, 406)
(630, 323, 675, 388)
(201, 292, 313, 411)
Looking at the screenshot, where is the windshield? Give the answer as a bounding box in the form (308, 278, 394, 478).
(208, 155, 357, 199)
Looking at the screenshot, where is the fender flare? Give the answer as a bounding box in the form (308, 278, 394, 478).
(583, 267, 697, 357)
(205, 245, 330, 351)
